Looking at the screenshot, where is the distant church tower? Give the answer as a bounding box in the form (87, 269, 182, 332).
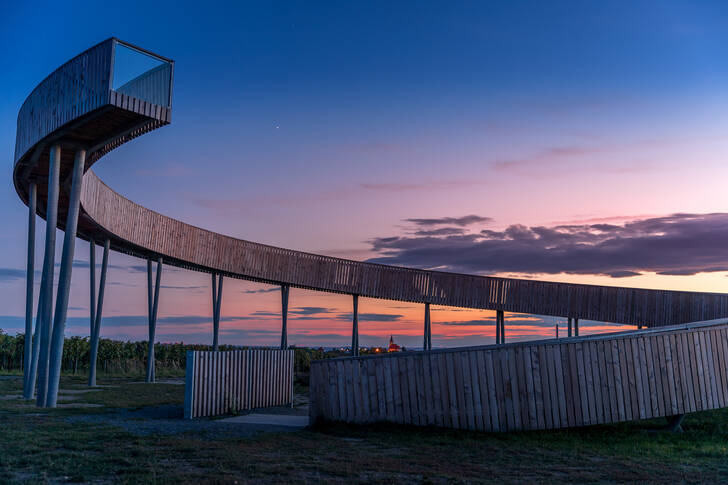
(388, 335, 402, 352)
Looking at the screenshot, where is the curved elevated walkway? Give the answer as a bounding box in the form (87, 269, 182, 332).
(13, 39, 728, 422)
(13, 38, 728, 328)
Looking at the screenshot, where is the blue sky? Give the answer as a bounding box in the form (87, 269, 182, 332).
(1, 1, 728, 348)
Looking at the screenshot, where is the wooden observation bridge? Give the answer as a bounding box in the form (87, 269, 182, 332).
(13, 39, 728, 430)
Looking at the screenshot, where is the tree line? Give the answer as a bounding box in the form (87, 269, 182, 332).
(0, 330, 359, 377)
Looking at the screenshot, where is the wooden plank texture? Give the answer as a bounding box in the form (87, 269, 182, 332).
(185, 349, 293, 419)
(309, 321, 728, 431)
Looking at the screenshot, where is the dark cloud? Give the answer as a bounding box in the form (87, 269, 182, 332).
(0, 268, 27, 282)
(337, 312, 403, 322)
(126, 264, 149, 273)
(290, 307, 334, 316)
(156, 328, 282, 343)
(65, 260, 139, 272)
(489, 144, 659, 179)
(414, 227, 465, 236)
(405, 215, 491, 227)
(160, 315, 257, 324)
(436, 317, 559, 328)
(160, 285, 206, 290)
(68, 315, 265, 328)
(107, 281, 139, 288)
(250, 311, 279, 317)
(436, 317, 627, 330)
(242, 287, 279, 294)
(125, 264, 179, 274)
(368, 213, 728, 278)
(436, 317, 554, 328)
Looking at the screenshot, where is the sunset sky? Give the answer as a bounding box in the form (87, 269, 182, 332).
(2, 2, 728, 348)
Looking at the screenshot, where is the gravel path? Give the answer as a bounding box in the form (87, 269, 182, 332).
(69, 404, 309, 439)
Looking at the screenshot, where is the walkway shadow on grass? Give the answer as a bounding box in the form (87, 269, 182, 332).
(69, 404, 308, 439)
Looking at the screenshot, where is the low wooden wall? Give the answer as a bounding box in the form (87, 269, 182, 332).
(184, 349, 294, 419)
(310, 320, 728, 431)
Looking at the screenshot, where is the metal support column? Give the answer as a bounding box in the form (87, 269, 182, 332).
(88, 239, 109, 386)
(424, 302, 431, 351)
(495, 310, 501, 344)
(280, 284, 289, 349)
(352, 294, 359, 356)
(211, 273, 223, 351)
(146, 257, 162, 383)
(36, 145, 60, 407)
(211, 273, 217, 350)
(26, 284, 44, 399)
(574, 318, 579, 337)
(499, 310, 505, 344)
(22, 182, 36, 398)
(567, 317, 573, 338)
(89, 239, 96, 347)
(46, 149, 86, 407)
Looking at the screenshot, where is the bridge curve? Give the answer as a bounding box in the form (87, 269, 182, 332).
(13, 38, 728, 329)
(15, 38, 728, 421)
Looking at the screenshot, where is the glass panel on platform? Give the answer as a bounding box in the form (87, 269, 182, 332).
(112, 42, 172, 107)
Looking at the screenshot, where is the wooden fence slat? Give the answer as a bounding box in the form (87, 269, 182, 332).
(485, 350, 500, 431)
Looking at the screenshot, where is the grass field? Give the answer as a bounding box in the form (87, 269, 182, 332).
(1, 375, 727, 484)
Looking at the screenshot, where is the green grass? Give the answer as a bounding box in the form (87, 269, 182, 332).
(1, 375, 728, 483)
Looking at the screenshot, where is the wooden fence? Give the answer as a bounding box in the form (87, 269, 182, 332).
(310, 319, 728, 431)
(184, 349, 294, 419)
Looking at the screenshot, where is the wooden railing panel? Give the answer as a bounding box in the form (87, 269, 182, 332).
(184, 349, 293, 419)
(77, 170, 728, 328)
(310, 320, 728, 431)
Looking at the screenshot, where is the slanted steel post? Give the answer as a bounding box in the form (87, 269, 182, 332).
(89, 239, 96, 345)
(26, 283, 44, 399)
(424, 302, 431, 351)
(46, 149, 86, 407)
(36, 146, 60, 406)
(211, 273, 217, 350)
(146, 257, 162, 383)
(280, 284, 289, 349)
(88, 239, 109, 386)
(352, 294, 359, 356)
(22, 182, 36, 398)
(495, 310, 501, 344)
(499, 310, 505, 344)
(212, 273, 223, 351)
(574, 318, 579, 337)
(567, 317, 573, 338)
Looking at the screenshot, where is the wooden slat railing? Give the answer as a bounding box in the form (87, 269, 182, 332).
(184, 349, 294, 419)
(14, 39, 113, 164)
(80, 168, 728, 327)
(310, 319, 728, 431)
